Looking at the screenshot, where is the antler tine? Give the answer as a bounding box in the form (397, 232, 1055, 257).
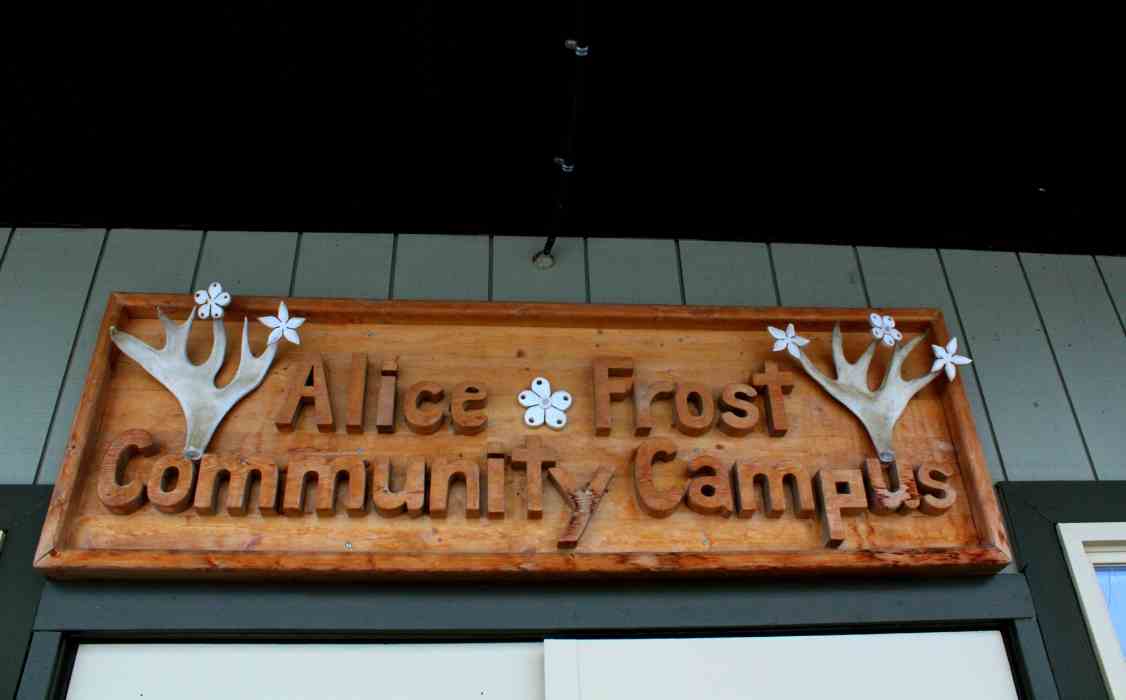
(156, 307, 193, 356)
(880, 331, 928, 391)
(219, 318, 276, 396)
(831, 323, 877, 393)
(199, 317, 228, 380)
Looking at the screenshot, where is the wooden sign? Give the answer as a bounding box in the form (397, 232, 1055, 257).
(35, 294, 1010, 579)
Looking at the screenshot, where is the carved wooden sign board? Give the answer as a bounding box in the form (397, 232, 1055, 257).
(36, 294, 1010, 580)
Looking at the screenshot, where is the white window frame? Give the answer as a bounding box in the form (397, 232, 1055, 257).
(1058, 521, 1126, 699)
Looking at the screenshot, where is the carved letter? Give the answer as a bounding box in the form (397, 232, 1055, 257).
(734, 463, 815, 519)
(632, 437, 685, 517)
(674, 382, 716, 436)
(404, 381, 446, 435)
(593, 357, 634, 436)
(146, 455, 196, 514)
(511, 436, 557, 519)
(284, 455, 367, 517)
(916, 464, 957, 515)
(752, 361, 795, 436)
(634, 380, 675, 437)
(194, 453, 281, 516)
(274, 353, 335, 433)
(451, 382, 488, 435)
(547, 465, 615, 548)
(717, 383, 759, 437)
(685, 454, 734, 516)
(429, 458, 481, 518)
(371, 456, 425, 517)
(346, 353, 367, 433)
(376, 359, 398, 433)
(863, 458, 920, 514)
(98, 429, 158, 514)
(486, 441, 507, 520)
(815, 468, 868, 548)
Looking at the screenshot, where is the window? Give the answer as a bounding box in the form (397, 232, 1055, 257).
(1059, 522, 1126, 698)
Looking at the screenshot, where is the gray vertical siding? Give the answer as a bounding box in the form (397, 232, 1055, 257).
(0, 230, 1121, 485)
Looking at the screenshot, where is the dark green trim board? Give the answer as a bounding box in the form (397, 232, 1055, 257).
(0, 486, 53, 700)
(1000, 481, 1126, 700)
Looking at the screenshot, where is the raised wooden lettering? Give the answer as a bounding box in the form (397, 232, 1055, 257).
(916, 464, 957, 515)
(429, 459, 481, 518)
(371, 456, 425, 517)
(193, 453, 281, 516)
(510, 436, 557, 519)
(284, 455, 367, 517)
(376, 359, 399, 433)
(346, 353, 367, 433)
(547, 465, 615, 548)
(734, 463, 815, 519)
(633, 380, 675, 437)
(752, 361, 795, 436)
(485, 441, 507, 520)
(403, 381, 446, 435)
(815, 468, 869, 548)
(451, 381, 488, 435)
(632, 437, 685, 517)
(274, 353, 335, 432)
(146, 456, 196, 514)
(685, 454, 734, 516)
(863, 458, 920, 514)
(97, 429, 158, 514)
(593, 357, 634, 436)
(673, 382, 716, 436)
(717, 383, 759, 437)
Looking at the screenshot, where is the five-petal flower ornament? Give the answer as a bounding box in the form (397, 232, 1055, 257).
(518, 377, 572, 430)
(869, 313, 903, 347)
(258, 301, 306, 345)
(931, 337, 972, 381)
(194, 282, 231, 319)
(767, 323, 810, 358)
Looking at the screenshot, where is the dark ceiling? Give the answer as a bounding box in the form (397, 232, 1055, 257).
(1, 4, 1117, 253)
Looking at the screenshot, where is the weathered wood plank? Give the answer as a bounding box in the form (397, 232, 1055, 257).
(858, 246, 1005, 482)
(0, 229, 105, 484)
(1022, 253, 1126, 480)
(941, 249, 1092, 480)
(1096, 255, 1126, 331)
(771, 243, 867, 307)
(194, 230, 298, 297)
(679, 240, 777, 306)
(587, 238, 681, 304)
(393, 234, 489, 301)
(0, 227, 11, 260)
(492, 236, 585, 302)
(37, 230, 203, 484)
(292, 232, 394, 299)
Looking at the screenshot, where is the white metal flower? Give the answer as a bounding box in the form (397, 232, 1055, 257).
(931, 337, 972, 381)
(258, 301, 305, 345)
(869, 313, 903, 347)
(194, 282, 231, 319)
(517, 376, 572, 430)
(767, 323, 810, 359)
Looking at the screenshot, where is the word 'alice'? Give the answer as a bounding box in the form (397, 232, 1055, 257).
(98, 431, 956, 548)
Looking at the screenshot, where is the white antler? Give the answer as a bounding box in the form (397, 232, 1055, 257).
(110, 308, 277, 460)
(794, 323, 938, 463)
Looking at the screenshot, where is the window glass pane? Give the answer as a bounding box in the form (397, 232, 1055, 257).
(1096, 566, 1126, 657)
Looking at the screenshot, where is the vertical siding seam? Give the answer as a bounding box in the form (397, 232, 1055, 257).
(583, 237, 592, 303)
(1094, 256, 1126, 337)
(852, 246, 873, 307)
(388, 233, 399, 299)
(0, 227, 14, 271)
(33, 229, 109, 484)
(674, 239, 687, 305)
(937, 249, 1010, 481)
(1016, 252, 1099, 480)
(487, 234, 494, 301)
(288, 232, 303, 297)
(765, 243, 782, 305)
(190, 231, 209, 290)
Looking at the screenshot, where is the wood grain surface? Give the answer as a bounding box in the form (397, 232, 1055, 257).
(34, 294, 1009, 580)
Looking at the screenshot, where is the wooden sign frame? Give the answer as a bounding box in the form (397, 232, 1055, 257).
(35, 293, 1011, 580)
